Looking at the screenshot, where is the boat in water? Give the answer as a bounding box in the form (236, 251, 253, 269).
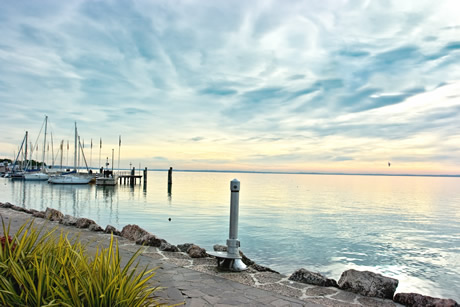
(48, 122, 94, 185)
(24, 172, 49, 181)
(48, 174, 92, 184)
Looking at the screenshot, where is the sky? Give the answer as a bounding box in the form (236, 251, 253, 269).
(1, 0, 460, 175)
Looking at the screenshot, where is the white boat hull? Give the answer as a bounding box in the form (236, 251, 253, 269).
(48, 175, 92, 184)
(24, 173, 49, 181)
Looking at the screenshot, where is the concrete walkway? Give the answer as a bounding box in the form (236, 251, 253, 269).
(0, 207, 401, 307)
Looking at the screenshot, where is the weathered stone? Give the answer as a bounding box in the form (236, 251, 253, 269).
(187, 244, 207, 258)
(338, 269, 398, 299)
(178, 243, 195, 252)
(29, 209, 39, 214)
(104, 225, 121, 236)
(121, 224, 150, 241)
(88, 224, 103, 232)
(160, 242, 180, 252)
(11, 205, 31, 213)
(32, 211, 45, 218)
(251, 263, 279, 274)
(60, 215, 78, 226)
(1, 202, 13, 208)
(44, 208, 64, 221)
(136, 234, 166, 247)
(75, 218, 96, 229)
(289, 268, 338, 287)
(394, 292, 459, 307)
(240, 250, 255, 266)
(213, 244, 227, 252)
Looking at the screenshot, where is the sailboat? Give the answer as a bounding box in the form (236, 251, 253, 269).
(24, 116, 49, 181)
(48, 122, 92, 184)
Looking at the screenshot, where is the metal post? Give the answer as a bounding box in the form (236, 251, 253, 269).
(227, 179, 240, 257)
(208, 178, 247, 271)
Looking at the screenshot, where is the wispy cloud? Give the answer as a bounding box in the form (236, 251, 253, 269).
(1, 0, 460, 173)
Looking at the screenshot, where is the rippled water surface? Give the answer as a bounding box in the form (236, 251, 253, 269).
(1, 172, 459, 301)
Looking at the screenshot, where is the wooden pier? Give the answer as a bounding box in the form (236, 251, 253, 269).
(117, 167, 147, 185)
(118, 174, 142, 185)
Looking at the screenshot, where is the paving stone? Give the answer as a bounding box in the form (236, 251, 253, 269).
(358, 296, 400, 307)
(305, 286, 338, 297)
(254, 272, 284, 284)
(186, 297, 211, 307)
(270, 298, 292, 307)
(259, 283, 303, 299)
(182, 289, 206, 298)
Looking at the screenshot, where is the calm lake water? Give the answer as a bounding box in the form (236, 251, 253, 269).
(1, 171, 459, 301)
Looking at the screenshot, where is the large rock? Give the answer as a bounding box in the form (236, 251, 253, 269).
(11, 205, 31, 214)
(60, 215, 78, 226)
(32, 211, 45, 218)
(44, 208, 64, 221)
(289, 268, 338, 287)
(1, 202, 13, 208)
(251, 263, 279, 274)
(89, 224, 103, 232)
(187, 244, 207, 258)
(121, 224, 150, 241)
(178, 243, 195, 253)
(75, 218, 96, 229)
(159, 242, 180, 252)
(104, 225, 121, 236)
(338, 269, 398, 299)
(394, 293, 459, 307)
(136, 234, 166, 247)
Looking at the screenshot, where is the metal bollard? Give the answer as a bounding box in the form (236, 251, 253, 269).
(208, 179, 247, 271)
(227, 179, 240, 257)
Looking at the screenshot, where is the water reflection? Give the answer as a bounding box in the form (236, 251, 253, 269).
(1, 174, 459, 301)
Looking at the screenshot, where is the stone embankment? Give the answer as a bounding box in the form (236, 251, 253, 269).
(1, 201, 458, 307)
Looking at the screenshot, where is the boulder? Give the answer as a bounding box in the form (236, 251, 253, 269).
(394, 293, 459, 307)
(1, 202, 13, 208)
(89, 224, 103, 232)
(75, 218, 96, 229)
(104, 225, 121, 236)
(178, 243, 195, 252)
(11, 205, 31, 214)
(159, 242, 180, 252)
(289, 268, 338, 287)
(60, 215, 78, 226)
(136, 234, 166, 247)
(251, 263, 279, 274)
(187, 244, 207, 258)
(44, 208, 64, 221)
(32, 211, 45, 218)
(338, 269, 398, 299)
(121, 224, 150, 241)
(213, 244, 227, 252)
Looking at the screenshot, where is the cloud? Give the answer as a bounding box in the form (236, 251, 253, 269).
(1, 1, 460, 173)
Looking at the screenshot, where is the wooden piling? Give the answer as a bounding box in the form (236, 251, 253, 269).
(143, 167, 147, 185)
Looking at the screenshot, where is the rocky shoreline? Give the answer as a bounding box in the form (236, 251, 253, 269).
(1, 201, 458, 307)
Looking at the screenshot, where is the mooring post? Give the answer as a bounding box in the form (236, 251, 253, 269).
(131, 167, 135, 185)
(143, 167, 147, 185)
(168, 167, 173, 184)
(208, 179, 247, 271)
(168, 167, 173, 194)
(228, 179, 241, 258)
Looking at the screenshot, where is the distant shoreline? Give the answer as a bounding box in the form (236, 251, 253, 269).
(146, 169, 460, 178)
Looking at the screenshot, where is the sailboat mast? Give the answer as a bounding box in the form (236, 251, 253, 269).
(25, 131, 28, 169)
(74, 122, 77, 172)
(42, 116, 48, 171)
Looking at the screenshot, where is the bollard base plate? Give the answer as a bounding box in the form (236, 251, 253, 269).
(208, 251, 247, 272)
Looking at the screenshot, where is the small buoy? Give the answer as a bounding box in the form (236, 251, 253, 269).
(168, 218, 171, 222)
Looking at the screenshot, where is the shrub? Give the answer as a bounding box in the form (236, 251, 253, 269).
(0, 218, 162, 306)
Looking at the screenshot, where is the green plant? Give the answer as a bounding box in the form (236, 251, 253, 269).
(0, 218, 161, 306)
